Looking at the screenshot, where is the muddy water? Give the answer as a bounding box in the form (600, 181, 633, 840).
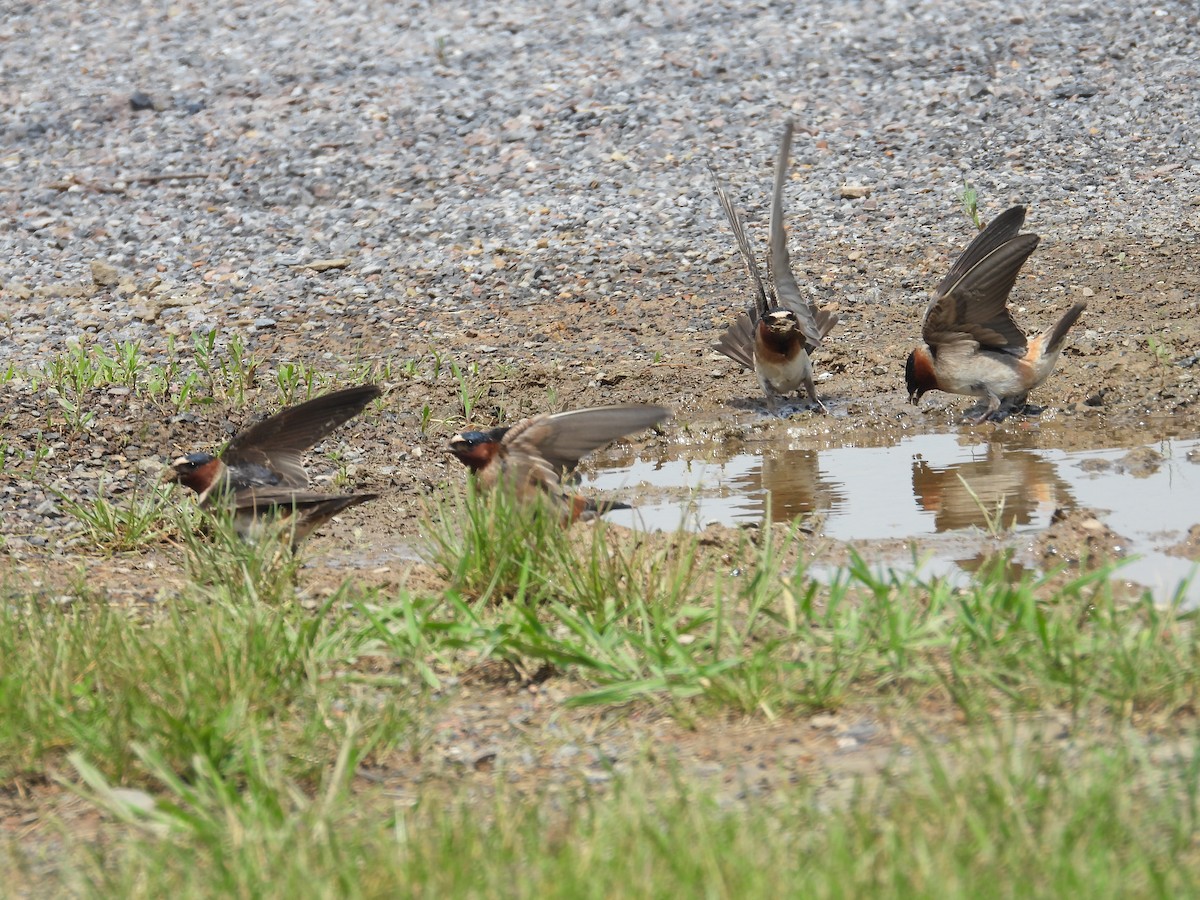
(588, 424, 1200, 604)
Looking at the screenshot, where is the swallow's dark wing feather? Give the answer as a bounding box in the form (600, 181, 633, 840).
(222, 384, 382, 486)
(708, 164, 769, 322)
(921, 228, 1039, 354)
(767, 121, 826, 349)
(713, 312, 756, 370)
(933, 205, 1027, 297)
(506, 405, 671, 476)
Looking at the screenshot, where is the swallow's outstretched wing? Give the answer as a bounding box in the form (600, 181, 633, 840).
(921, 206, 1037, 354)
(221, 384, 382, 487)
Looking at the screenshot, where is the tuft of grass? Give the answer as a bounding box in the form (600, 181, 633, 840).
(274, 360, 330, 407)
(0, 585, 414, 787)
(956, 472, 1012, 537)
(0, 433, 52, 479)
(4, 486, 1200, 896)
(32, 332, 267, 426)
(38, 340, 111, 432)
(409, 491, 1200, 720)
(174, 503, 306, 607)
(419, 479, 571, 603)
(448, 359, 486, 421)
(52, 479, 177, 555)
(141, 335, 202, 412)
(191, 328, 261, 406)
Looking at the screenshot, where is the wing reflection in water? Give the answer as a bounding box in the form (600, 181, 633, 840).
(911, 444, 1075, 533)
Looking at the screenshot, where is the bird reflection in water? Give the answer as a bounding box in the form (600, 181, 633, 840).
(911, 444, 1076, 534)
(729, 448, 847, 524)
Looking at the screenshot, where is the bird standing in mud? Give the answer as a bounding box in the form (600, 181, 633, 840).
(164, 384, 381, 548)
(905, 205, 1087, 423)
(448, 405, 671, 522)
(711, 121, 839, 414)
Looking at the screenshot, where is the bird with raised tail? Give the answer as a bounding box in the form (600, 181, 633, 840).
(905, 205, 1086, 422)
(710, 121, 838, 414)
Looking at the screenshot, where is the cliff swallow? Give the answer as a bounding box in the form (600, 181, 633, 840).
(165, 384, 381, 547)
(905, 205, 1087, 422)
(448, 405, 671, 521)
(710, 121, 839, 414)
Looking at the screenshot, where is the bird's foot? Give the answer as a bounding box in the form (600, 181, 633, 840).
(984, 395, 1038, 422)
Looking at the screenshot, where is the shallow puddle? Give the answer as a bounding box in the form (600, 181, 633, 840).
(588, 426, 1200, 604)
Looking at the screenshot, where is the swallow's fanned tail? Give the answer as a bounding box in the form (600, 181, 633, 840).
(809, 307, 840, 354)
(233, 488, 379, 548)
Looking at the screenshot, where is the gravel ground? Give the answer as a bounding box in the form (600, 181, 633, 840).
(1, 0, 1198, 556)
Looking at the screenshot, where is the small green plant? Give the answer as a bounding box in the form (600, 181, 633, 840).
(191, 328, 218, 380)
(1147, 335, 1177, 392)
(25, 440, 52, 478)
(961, 180, 982, 230)
(40, 340, 107, 395)
(1147, 335, 1174, 367)
(38, 340, 113, 431)
(142, 336, 199, 412)
(52, 391, 97, 432)
(275, 361, 321, 406)
(322, 448, 356, 491)
(448, 359, 485, 421)
(111, 340, 145, 388)
(53, 479, 177, 554)
(192, 329, 263, 406)
(221, 334, 259, 405)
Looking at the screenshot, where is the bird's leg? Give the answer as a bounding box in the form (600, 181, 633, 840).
(985, 392, 1032, 422)
(758, 375, 783, 417)
(803, 376, 828, 415)
(965, 389, 1003, 424)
